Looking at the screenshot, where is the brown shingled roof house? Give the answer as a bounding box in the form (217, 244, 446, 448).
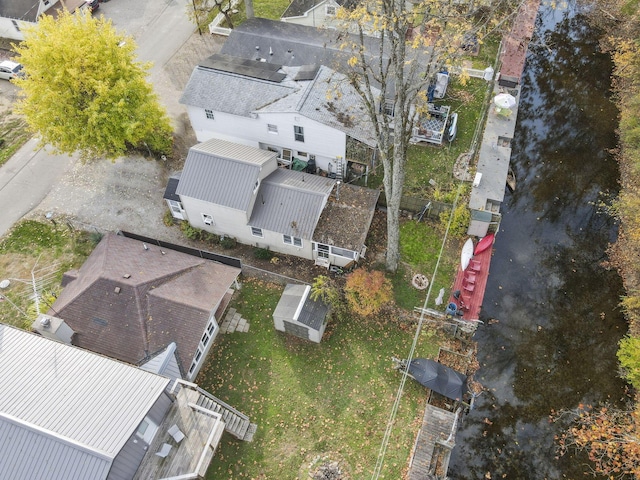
(49, 232, 241, 380)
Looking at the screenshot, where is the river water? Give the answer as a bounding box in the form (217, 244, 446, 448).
(448, 2, 629, 478)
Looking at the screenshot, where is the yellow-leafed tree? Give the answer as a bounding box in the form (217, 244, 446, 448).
(13, 10, 173, 160)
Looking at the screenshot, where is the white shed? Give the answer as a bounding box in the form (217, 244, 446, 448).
(273, 284, 329, 343)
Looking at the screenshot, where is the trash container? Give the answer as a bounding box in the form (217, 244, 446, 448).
(445, 302, 457, 316)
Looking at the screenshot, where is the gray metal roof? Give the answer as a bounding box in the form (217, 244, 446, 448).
(249, 168, 335, 238)
(179, 66, 296, 117)
(177, 139, 276, 210)
(140, 342, 183, 383)
(0, 324, 169, 480)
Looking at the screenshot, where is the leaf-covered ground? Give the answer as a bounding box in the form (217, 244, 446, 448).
(198, 278, 442, 479)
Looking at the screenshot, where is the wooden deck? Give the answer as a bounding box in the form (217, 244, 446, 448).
(447, 243, 493, 322)
(408, 404, 458, 480)
(133, 384, 225, 480)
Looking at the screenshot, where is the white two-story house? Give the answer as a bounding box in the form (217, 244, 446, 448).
(180, 54, 378, 183)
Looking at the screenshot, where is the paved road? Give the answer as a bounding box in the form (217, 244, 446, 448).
(0, 0, 197, 238)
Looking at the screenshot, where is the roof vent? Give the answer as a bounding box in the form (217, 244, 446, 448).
(123, 274, 131, 279)
(114, 286, 121, 294)
(40, 316, 51, 328)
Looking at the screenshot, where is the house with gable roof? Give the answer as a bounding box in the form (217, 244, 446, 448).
(0, 0, 91, 40)
(0, 323, 254, 480)
(281, 0, 357, 29)
(165, 138, 380, 268)
(46, 231, 242, 381)
(180, 53, 379, 181)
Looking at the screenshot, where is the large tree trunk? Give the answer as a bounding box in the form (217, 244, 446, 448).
(245, 0, 255, 18)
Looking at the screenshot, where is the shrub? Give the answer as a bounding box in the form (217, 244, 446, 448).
(618, 335, 640, 389)
(344, 268, 393, 317)
(219, 236, 237, 249)
(254, 247, 274, 260)
(439, 202, 470, 238)
(180, 221, 205, 240)
(163, 209, 175, 227)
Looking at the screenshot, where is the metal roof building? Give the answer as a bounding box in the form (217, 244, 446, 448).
(0, 324, 170, 480)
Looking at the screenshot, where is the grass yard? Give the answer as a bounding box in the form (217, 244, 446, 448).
(393, 220, 460, 310)
(0, 110, 30, 168)
(0, 220, 99, 329)
(198, 278, 442, 479)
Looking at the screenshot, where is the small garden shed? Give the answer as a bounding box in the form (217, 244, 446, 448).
(273, 284, 329, 343)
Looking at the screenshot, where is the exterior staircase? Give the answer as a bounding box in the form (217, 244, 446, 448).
(335, 159, 344, 181)
(195, 387, 257, 442)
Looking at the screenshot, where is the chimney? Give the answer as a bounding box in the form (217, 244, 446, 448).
(32, 314, 75, 344)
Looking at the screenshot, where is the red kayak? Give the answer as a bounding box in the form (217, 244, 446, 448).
(474, 233, 495, 255)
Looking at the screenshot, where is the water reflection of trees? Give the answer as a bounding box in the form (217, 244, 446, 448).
(510, 13, 619, 223)
(450, 9, 627, 477)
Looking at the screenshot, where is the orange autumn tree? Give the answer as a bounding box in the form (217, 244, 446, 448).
(554, 404, 640, 478)
(344, 269, 392, 317)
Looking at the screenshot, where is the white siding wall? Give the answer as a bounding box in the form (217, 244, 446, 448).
(258, 228, 314, 260)
(186, 106, 348, 173)
(181, 197, 254, 241)
(281, 0, 342, 29)
(0, 18, 28, 41)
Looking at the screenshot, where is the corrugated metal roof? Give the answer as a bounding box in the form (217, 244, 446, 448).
(176, 145, 264, 211)
(179, 66, 296, 117)
(249, 169, 334, 238)
(0, 324, 169, 480)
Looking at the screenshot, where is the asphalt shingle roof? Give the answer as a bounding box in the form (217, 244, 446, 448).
(179, 66, 296, 117)
(50, 232, 240, 371)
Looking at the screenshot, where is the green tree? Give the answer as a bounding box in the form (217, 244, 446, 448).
(337, 0, 519, 271)
(14, 11, 173, 160)
(618, 335, 640, 389)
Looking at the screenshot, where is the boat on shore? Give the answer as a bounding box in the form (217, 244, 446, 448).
(507, 166, 516, 191)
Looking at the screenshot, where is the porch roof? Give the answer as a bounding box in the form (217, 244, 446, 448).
(313, 182, 380, 251)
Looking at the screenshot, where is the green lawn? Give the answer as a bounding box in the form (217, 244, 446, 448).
(0, 220, 98, 329)
(199, 278, 441, 479)
(0, 111, 30, 168)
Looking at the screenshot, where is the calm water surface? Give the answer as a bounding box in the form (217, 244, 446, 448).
(449, 3, 629, 478)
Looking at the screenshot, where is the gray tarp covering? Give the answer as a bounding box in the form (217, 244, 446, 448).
(407, 358, 467, 401)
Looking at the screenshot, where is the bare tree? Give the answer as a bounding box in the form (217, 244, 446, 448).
(338, 0, 521, 271)
(188, 0, 237, 31)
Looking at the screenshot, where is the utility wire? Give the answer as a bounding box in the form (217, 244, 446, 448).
(370, 63, 497, 478)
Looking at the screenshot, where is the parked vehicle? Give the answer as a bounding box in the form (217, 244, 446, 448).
(0, 61, 24, 81)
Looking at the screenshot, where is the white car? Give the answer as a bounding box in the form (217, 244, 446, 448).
(0, 61, 24, 81)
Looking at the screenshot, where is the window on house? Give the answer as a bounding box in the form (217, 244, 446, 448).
(205, 109, 215, 120)
(331, 246, 356, 259)
(297, 151, 308, 158)
(284, 235, 303, 247)
(167, 200, 182, 214)
(282, 149, 292, 161)
(253, 179, 260, 193)
(251, 227, 263, 237)
(12, 20, 20, 32)
(294, 125, 304, 142)
(316, 243, 329, 258)
(383, 100, 395, 117)
(188, 348, 203, 375)
(202, 213, 213, 226)
(325, 5, 337, 15)
(267, 124, 278, 134)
